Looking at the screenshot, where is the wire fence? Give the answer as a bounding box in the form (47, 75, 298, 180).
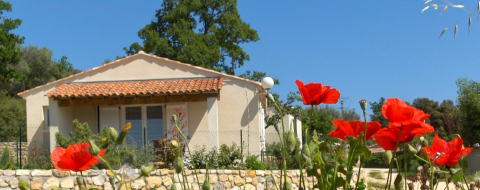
(0, 126, 27, 168)
(181, 129, 282, 160)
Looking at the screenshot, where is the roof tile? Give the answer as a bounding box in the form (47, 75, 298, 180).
(46, 77, 223, 98)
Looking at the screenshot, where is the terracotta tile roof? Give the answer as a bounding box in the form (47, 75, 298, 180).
(18, 52, 261, 98)
(46, 77, 223, 98)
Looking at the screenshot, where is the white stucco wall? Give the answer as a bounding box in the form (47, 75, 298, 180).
(21, 53, 264, 154)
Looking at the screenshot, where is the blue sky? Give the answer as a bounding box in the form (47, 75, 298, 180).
(8, 0, 480, 119)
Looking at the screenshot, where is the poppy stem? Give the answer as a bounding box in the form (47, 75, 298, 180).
(443, 166, 450, 190)
(404, 143, 408, 190)
(97, 156, 122, 183)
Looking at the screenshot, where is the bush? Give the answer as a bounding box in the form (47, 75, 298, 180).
(191, 143, 243, 169)
(23, 143, 53, 169)
(363, 153, 388, 168)
(0, 147, 18, 170)
(245, 155, 266, 170)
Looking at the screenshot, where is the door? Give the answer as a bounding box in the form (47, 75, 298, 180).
(99, 106, 120, 133)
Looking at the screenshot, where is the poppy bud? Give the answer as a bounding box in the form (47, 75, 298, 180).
(407, 144, 418, 154)
(89, 140, 100, 156)
(302, 143, 311, 157)
(394, 174, 404, 190)
(171, 184, 177, 190)
(175, 157, 184, 173)
(359, 99, 367, 112)
(274, 123, 281, 133)
(141, 163, 155, 177)
(286, 131, 296, 152)
(110, 127, 118, 141)
(202, 178, 211, 190)
(116, 123, 131, 145)
(172, 114, 178, 124)
(18, 178, 29, 190)
(267, 93, 276, 103)
(384, 151, 393, 165)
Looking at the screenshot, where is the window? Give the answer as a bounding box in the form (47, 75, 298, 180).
(124, 105, 164, 148)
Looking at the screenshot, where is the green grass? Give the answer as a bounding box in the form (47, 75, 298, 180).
(368, 170, 385, 180)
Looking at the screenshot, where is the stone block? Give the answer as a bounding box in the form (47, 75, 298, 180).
(246, 170, 256, 178)
(145, 177, 162, 189)
(61, 178, 75, 188)
(43, 178, 59, 190)
(31, 179, 42, 190)
(162, 177, 173, 187)
(131, 178, 145, 189)
(3, 170, 14, 176)
(31, 169, 52, 177)
(256, 170, 265, 176)
(234, 176, 245, 186)
(92, 175, 106, 186)
(53, 170, 70, 178)
(219, 175, 228, 182)
(16, 170, 30, 176)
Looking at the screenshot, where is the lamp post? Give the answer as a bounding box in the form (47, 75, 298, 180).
(260, 77, 274, 161)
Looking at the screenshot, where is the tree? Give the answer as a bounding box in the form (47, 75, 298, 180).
(238, 70, 280, 85)
(369, 97, 389, 128)
(0, 0, 24, 86)
(456, 78, 480, 145)
(124, 0, 259, 75)
(411, 98, 461, 141)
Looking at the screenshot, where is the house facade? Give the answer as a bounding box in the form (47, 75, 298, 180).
(18, 51, 273, 154)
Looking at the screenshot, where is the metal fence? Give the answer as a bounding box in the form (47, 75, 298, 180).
(0, 126, 27, 168)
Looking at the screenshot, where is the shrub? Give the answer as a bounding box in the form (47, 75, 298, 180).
(245, 155, 266, 170)
(23, 144, 53, 169)
(0, 147, 18, 170)
(191, 143, 244, 169)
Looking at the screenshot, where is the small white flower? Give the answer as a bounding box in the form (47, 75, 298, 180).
(420, 136, 425, 142)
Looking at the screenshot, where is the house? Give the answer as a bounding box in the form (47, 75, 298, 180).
(18, 51, 288, 155)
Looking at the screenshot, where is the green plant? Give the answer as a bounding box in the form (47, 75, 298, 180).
(245, 155, 266, 170)
(0, 147, 18, 169)
(364, 153, 388, 168)
(23, 144, 53, 169)
(191, 143, 244, 169)
(55, 120, 94, 148)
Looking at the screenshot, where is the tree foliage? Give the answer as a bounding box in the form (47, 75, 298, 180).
(0, 0, 24, 86)
(2, 46, 80, 96)
(456, 78, 480, 145)
(411, 98, 461, 141)
(0, 91, 25, 141)
(124, 0, 259, 75)
(369, 97, 389, 128)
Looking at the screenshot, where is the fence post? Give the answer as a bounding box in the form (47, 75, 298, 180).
(19, 126, 22, 168)
(240, 129, 243, 163)
(16, 134, 19, 168)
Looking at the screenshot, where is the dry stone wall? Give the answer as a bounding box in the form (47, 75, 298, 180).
(0, 169, 323, 190)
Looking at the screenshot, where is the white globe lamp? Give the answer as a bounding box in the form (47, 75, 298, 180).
(261, 77, 274, 90)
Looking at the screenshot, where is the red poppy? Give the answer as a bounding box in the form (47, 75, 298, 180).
(374, 122, 434, 151)
(382, 98, 432, 130)
(295, 80, 340, 105)
(328, 120, 382, 141)
(51, 143, 106, 172)
(423, 135, 472, 167)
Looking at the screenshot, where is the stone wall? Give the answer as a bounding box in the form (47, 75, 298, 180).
(0, 142, 28, 165)
(0, 168, 366, 190)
